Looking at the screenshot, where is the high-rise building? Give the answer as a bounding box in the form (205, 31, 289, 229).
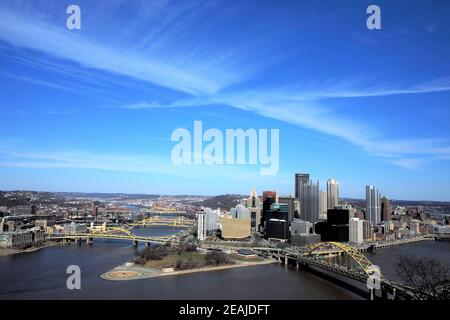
(380, 197, 391, 221)
(230, 204, 250, 219)
(363, 220, 373, 241)
(278, 196, 296, 222)
(196, 209, 218, 240)
(319, 191, 327, 219)
(327, 179, 339, 209)
(261, 195, 275, 230)
(265, 219, 290, 240)
(295, 173, 310, 200)
(315, 208, 350, 242)
(265, 203, 289, 221)
(246, 188, 261, 232)
(247, 188, 260, 208)
(262, 191, 278, 203)
(297, 178, 320, 226)
(349, 218, 364, 244)
(366, 185, 381, 224)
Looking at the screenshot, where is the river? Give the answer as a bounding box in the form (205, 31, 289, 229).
(0, 228, 448, 300)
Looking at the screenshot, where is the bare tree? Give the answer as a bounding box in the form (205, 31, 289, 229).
(396, 254, 450, 300)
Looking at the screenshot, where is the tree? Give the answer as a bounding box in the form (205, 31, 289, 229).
(205, 251, 233, 266)
(137, 245, 169, 261)
(396, 254, 450, 300)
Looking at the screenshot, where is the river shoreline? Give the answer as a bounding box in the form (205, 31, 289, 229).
(101, 259, 275, 281)
(0, 241, 62, 257)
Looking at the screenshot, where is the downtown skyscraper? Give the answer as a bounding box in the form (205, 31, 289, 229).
(365, 185, 381, 224)
(295, 173, 320, 226)
(327, 179, 339, 209)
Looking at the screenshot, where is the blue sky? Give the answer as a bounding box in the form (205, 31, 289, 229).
(0, 0, 449, 200)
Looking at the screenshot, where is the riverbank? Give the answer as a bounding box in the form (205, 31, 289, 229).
(101, 258, 275, 281)
(0, 241, 61, 257)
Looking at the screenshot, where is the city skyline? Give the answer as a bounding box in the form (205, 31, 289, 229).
(1, 1, 450, 200)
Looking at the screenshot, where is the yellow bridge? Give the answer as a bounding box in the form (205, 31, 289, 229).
(49, 226, 175, 245)
(128, 216, 195, 228)
(303, 241, 382, 278)
(255, 242, 421, 300)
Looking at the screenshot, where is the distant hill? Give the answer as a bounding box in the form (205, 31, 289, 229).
(192, 194, 243, 211)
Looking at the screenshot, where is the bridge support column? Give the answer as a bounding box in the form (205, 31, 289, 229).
(132, 240, 138, 247)
(296, 261, 299, 271)
(145, 242, 150, 247)
(86, 237, 93, 245)
(284, 255, 288, 268)
(369, 288, 375, 301)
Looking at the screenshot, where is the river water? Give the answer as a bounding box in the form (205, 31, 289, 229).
(0, 227, 448, 300)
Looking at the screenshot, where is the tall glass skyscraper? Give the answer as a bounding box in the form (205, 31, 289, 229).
(295, 173, 310, 200)
(295, 173, 320, 226)
(365, 185, 381, 224)
(327, 179, 339, 209)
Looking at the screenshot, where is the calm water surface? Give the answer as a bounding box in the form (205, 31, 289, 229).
(0, 229, 448, 300)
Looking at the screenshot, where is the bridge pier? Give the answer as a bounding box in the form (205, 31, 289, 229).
(296, 261, 299, 271)
(369, 288, 375, 301)
(132, 240, 138, 247)
(86, 237, 93, 245)
(145, 242, 151, 247)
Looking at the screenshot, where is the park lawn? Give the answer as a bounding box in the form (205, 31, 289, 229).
(144, 252, 206, 269)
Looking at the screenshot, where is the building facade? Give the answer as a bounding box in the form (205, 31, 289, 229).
(366, 185, 381, 224)
(327, 179, 339, 209)
(349, 218, 364, 244)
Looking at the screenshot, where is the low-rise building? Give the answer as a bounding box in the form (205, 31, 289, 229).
(0, 227, 45, 248)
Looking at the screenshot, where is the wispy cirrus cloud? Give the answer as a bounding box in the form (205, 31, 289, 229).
(119, 78, 450, 171)
(0, 2, 266, 96)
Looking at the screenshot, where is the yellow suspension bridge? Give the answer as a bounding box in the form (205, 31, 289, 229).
(48, 226, 176, 246)
(127, 216, 195, 228)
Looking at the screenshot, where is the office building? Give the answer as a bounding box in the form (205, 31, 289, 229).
(247, 188, 261, 232)
(278, 196, 296, 222)
(327, 179, 339, 209)
(265, 219, 290, 241)
(290, 219, 313, 236)
(221, 217, 251, 240)
(261, 195, 276, 229)
(363, 220, 373, 241)
(349, 218, 364, 244)
(295, 173, 310, 199)
(297, 178, 320, 226)
(230, 204, 250, 219)
(316, 208, 350, 242)
(265, 203, 289, 221)
(319, 190, 327, 219)
(262, 191, 278, 203)
(381, 197, 391, 222)
(366, 185, 381, 224)
(196, 209, 218, 240)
